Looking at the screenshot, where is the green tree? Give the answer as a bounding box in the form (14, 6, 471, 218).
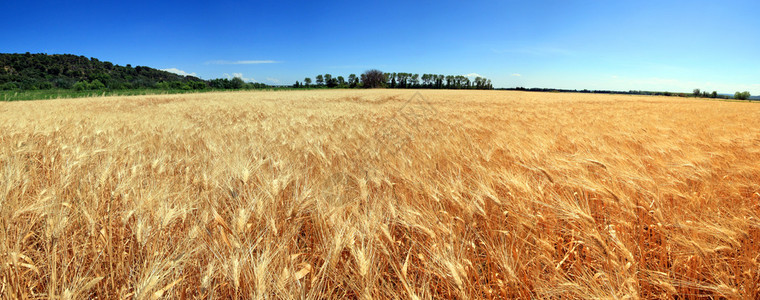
(304, 77, 312, 87)
(324, 74, 337, 87)
(230, 77, 245, 89)
(693, 88, 701, 97)
(735, 91, 751, 100)
(316, 75, 324, 86)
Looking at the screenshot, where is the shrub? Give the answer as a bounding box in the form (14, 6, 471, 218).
(1, 82, 18, 90)
(37, 82, 53, 89)
(73, 81, 88, 91)
(156, 82, 170, 90)
(89, 79, 105, 90)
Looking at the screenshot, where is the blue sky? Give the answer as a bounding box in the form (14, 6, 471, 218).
(2, 0, 758, 93)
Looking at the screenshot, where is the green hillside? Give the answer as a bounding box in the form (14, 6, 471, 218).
(0, 53, 204, 90)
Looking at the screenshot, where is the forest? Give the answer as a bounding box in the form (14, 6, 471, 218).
(0, 53, 208, 91)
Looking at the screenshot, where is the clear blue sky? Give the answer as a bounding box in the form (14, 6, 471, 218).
(2, 0, 758, 94)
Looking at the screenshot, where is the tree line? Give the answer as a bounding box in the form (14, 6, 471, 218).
(293, 69, 494, 89)
(503, 87, 754, 101)
(692, 88, 752, 100)
(0, 53, 271, 91)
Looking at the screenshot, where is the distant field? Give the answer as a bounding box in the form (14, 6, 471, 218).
(1, 90, 759, 298)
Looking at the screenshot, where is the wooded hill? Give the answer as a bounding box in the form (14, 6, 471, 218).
(0, 53, 204, 90)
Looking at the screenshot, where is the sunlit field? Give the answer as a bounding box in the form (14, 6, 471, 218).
(1, 89, 759, 299)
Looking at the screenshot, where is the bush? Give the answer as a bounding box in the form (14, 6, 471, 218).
(156, 82, 170, 90)
(1, 82, 18, 90)
(73, 81, 88, 91)
(89, 79, 105, 90)
(189, 81, 207, 90)
(37, 82, 53, 89)
(54, 79, 73, 89)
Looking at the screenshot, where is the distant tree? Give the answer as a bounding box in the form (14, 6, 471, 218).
(337, 76, 345, 87)
(711, 91, 718, 98)
(324, 74, 333, 86)
(304, 77, 312, 87)
(315, 75, 324, 86)
(735, 91, 751, 100)
(360, 69, 386, 88)
(324, 74, 338, 87)
(693, 88, 701, 97)
(230, 77, 245, 89)
(348, 74, 358, 87)
(293, 81, 300, 88)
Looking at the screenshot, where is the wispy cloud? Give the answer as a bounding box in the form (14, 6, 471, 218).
(465, 73, 483, 78)
(224, 73, 257, 83)
(265, 77, 281, 84)
(207, 60, 278, 65)
(161, 68, 197, 77)
(511, 73, 522, 77)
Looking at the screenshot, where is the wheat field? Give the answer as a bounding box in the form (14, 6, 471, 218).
(1, 89, 759, 299)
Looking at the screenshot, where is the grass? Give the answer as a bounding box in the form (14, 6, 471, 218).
(1, 89, 759, 298)
(0, 88, 303, 102)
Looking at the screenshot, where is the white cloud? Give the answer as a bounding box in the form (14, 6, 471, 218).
(161, 68, 197, 77)
(266, 77, 281, 84)
(511, 73, 522, 77)
(206, 60, 278, 65)
(224, 73, 257, 83)
(465, 73, 483, 78)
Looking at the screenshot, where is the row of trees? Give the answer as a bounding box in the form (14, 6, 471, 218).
(0, 53, 204, 90)
(0, 53, 277, 91)
(294, 69, 494, 89)
(509, 87, 755, 101)
(509, 87, 696, 97)
(691, 89, 721, 98)
(693, 88, 753, 100)
(1, 77, 268, 91)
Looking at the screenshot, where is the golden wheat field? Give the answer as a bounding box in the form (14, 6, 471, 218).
(1, 89, 759, 299)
